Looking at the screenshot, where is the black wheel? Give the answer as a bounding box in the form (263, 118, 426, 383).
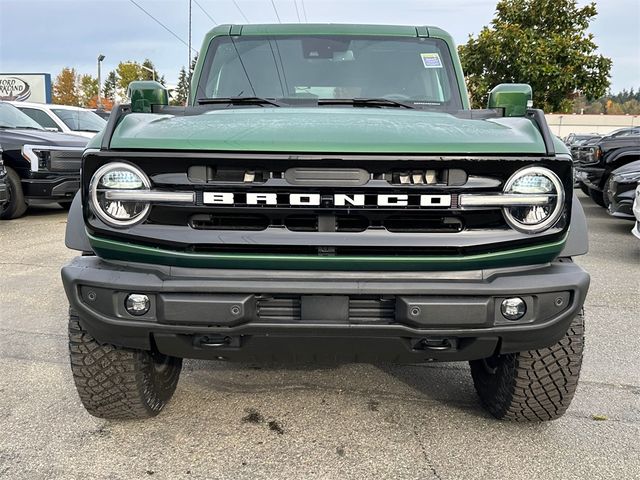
(578, 182, 589, 196)
(587, 187, 607, 208)
(58, 201, 72, 210)
(0, 167, 27, 220)
(469, 312, 584, 421)
(68, 313, 182, 419)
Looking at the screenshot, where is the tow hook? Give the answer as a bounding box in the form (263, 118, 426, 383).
(416, 337, 456, 351)
(196, 335, 232, 347)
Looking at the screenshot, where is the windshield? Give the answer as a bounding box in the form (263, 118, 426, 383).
(197, 35, 462, 109)
(0, 103, 44, 129)
(51, 108, 106, 132)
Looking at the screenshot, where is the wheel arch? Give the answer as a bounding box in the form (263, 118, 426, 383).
(559, 193, 588, 257)
(65, 192, 93, 252)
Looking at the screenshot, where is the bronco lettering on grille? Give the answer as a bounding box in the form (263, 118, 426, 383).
(202, 192, 452, 208)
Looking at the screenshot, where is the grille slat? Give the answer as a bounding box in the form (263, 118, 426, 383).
(256, 295, 396, 324)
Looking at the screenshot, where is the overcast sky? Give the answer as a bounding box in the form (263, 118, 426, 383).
(0, 0, 638, 92)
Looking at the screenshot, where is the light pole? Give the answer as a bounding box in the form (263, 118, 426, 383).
(97, 54, 105, 109)
(140, 65, 156, 82)
(123, 62, 156, 82)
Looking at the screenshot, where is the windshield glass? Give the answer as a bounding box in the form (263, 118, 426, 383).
(52, 108, 106, 132)
(197, 35, 462, 109)
(0, 103, 44, 129)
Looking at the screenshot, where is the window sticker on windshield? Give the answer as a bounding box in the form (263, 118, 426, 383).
(421, 53, 443, 68)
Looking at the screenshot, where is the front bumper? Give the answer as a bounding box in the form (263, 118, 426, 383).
(575, 166, 605, 191)
(607, 180, 637, 219)
(22, 174, 79, 201)
(62, 257, 590, 363)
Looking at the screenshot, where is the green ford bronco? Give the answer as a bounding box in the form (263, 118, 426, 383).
(62, 24, 590, 421)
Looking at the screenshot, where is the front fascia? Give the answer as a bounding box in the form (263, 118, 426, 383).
(81, 150, 572, 271)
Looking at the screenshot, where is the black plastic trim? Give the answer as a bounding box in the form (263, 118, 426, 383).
(61, 256, 590, 361)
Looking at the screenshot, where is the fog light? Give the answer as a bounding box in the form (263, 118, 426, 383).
(501, 297, 526, 321)
(125, 293, 150, 316)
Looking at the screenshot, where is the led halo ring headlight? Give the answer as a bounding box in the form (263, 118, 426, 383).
(502, 166, 565, 234)
(89, 162, 151, 227)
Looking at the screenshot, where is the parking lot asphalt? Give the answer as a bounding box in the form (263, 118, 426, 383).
(0, 191, 638, 480)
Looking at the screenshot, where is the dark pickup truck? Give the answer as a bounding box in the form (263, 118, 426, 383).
(0, 102, 87, 219)
(574, 127, 640, 207)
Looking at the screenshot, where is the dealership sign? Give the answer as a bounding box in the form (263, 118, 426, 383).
(0, 73, 52, 103)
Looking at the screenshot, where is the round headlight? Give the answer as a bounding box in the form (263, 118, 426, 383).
(503, 166, 565, 233)
(89, 162, 150, 227)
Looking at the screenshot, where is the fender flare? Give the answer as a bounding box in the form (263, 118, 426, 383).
(560, 193, 588, 257)
(65, 192, 93, 253)
(606, 150, 640, 166)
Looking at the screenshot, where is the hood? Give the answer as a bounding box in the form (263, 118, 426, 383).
(110, 108, 546, 155)
(613, 159, 640, 176)
(0, 128, 88, 151)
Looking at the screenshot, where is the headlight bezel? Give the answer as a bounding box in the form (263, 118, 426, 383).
(502, 166, 565, 234)
(89, 161, 151, 227)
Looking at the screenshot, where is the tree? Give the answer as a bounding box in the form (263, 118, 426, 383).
(116, 62, 143, 98)
(103, 70, 118, 102)
(459, 0, 612, 113)
(141, 58, 165, 85)
(171, 66, 189, 106)
(115, 60, 165, 99)
(79, 74, 99, 108)
(52, 67, 80, 106)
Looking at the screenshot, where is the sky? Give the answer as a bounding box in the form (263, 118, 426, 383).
(0, 0, 638, 93)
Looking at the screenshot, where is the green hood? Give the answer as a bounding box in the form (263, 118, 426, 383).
(110, 108, 546, 154)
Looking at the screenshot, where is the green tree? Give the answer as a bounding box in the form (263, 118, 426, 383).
(141, 58, 165, 85)
(621, 99, 640, 115)
(459, 0, 612, 113)
(171, 66, 189, 106)
(116, 61, 143, 98)
(79, 74, 99, 108)
(52, 67, 80, 106)
(103, 70, 118, 101)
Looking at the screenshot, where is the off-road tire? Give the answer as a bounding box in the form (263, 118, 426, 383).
(0, 167, 27, 219)
(68, 314, 182, 419)
(469, 312, 584, 421)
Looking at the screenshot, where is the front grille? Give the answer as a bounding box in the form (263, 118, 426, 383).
(256, 295, 396, 324)
(48, 150, 82, 172)
(83, 152, 572, 258)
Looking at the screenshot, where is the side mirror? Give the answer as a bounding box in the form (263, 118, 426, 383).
(487, 84, 532, 117)
(127, 80, 168, 113)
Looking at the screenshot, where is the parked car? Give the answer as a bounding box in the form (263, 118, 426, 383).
(605, 160, 640, 219)
(633, 185, 640, 239)
(92, 108, 111, 120)
(7, 101, 106, 138)
(62, 24, 589, 422)
(604, 126, 640, 138)
(574, 129, 640, 207)
(564, 133, 600, 147)
(0, 102, 87, 219)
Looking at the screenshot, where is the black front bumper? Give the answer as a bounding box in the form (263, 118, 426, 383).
(607, 182, 637, 218)
(62, 257, 590, 363)
(22, 174, 79, 201)
(575, 166, 606, 192)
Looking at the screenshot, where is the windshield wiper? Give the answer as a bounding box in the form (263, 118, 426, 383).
(197, 97, 282, 107)
(318, 98, 416, 109)
(15, 126, 45, 131)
